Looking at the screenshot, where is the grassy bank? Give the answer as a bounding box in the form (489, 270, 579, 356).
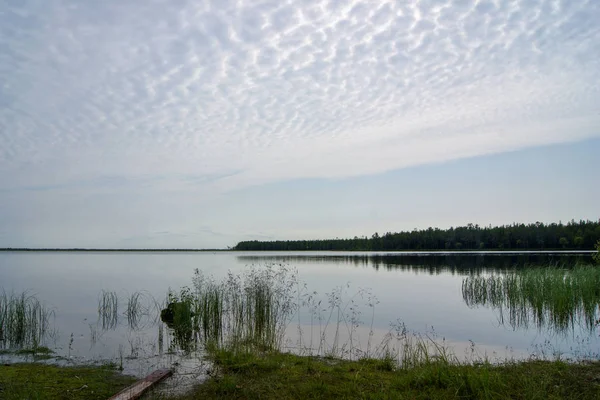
(0, 363, 136, 400)
(148, 350, 600, 399)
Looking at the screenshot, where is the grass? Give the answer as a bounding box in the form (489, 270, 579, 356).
(462, 265, 600, 333)
(98, 290, 119, 330)
(141, 263, 600, 399)
(0, 290, 54, 350)
(0, 346, 56, 360)
(147, 349, 600, 399)
(162, 265, 298, 354)
(125, 291, 156, 330)
(163, 265, 384, 360)
(97, 290, 157, 331)
(0, 363, 137, 400)
(125, 291, 143, 329)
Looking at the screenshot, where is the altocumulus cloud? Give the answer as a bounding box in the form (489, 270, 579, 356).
(1, 0, 599, 191)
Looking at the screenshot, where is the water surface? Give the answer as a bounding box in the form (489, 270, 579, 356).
(1, 251, 597, 376)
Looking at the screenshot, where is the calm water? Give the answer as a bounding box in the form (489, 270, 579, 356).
(1, 251, 598, 377)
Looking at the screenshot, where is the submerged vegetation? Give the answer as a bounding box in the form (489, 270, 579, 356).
(0, 290, 54, 350)
(462, 265, 600, 333)
(234, 219, 600, 251)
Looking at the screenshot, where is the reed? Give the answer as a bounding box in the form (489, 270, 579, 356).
(0, 290, 54, 350)
(462, 265, 600, 333)
(163, 265, 385, 360)
(124, 291, 156, 330)
(98, 290, 119, 330)
(161, 265, 298, 354)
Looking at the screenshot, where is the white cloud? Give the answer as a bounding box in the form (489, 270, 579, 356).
(1, 0, 599, 191)
(0, 0, 599, 246)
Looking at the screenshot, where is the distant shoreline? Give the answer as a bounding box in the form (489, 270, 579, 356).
(0, 248, 595, 253)
(0, 248, 226, 252)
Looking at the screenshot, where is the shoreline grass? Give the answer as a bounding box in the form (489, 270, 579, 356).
(147, 349, 600, 399)
(0, 362, 137, 400)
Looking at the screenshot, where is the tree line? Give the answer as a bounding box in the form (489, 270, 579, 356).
(233, 220, 600, 251)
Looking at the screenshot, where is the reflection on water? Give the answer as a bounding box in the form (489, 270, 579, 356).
(462, 266, 600, 334)
(238, 252, 594, 274)
(1, 250, 599, 376)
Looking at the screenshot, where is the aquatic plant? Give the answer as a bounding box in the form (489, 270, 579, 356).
(160, 265, 300, 353)
(124, 291, 156, 330)
(161, 288, 197, 351)
(125, 292, 142, 329)
(0, 290, 54, 350)
(98, 290, 119, 330)
(163, 264, 383, 359)
(462, 265, 600, 333)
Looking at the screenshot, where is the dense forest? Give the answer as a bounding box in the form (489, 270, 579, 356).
(233, 220, 600, 251)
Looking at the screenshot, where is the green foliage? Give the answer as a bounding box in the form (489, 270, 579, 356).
(0, 363, 136, 400)
(462, 265, 600, 333)
(155, 350, 600, 400)
(162, 287, 198, 351)
(0, 290, 54, 350)
(233, 219, 600, 251)
(160, 265, 298, 354)
(594, 240, 600, 264)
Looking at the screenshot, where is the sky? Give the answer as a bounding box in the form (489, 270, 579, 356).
(0, 0, 599, 249)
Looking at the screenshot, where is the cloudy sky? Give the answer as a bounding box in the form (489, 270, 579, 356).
(1, 0, 599, 248)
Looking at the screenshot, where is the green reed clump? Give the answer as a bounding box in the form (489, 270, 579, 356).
(224, 265, 297, 352)
(98, 290, 119, 330)
(462, 265, 600, 333)
(0, 290, 54, 350)
(161, 288, 198, 351)
(197, 284, 223, 344)
(162, 264, 386, 360)
(162, 265, 298, 354)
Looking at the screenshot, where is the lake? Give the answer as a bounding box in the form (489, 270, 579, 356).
(1, 251, 598, 379)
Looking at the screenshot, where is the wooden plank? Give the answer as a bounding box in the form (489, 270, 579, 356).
(108, 369, 172, 400)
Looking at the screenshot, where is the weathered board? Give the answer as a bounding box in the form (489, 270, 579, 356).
(108, 368, 172, 400)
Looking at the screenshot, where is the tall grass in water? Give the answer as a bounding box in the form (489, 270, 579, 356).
(163, 288, 197, 351)
(98, 290, 119, 330)
(462, 265, 600, 333)
(219, 266, 295, 352)
(125, 292, 143, 329)
(124, 291, 157, 330)
(163, 265, 297, 354)
(96, 290, 157, 332)
(165, 265, 384, 360)
(0, 290, 54, 350)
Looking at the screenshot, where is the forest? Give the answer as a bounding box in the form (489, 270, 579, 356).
(233, 220, 600, 251)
